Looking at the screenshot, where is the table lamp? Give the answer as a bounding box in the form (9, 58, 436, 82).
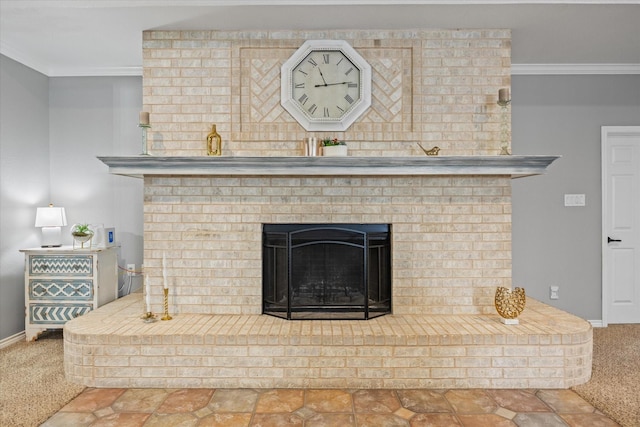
(35, 204, 67, 247)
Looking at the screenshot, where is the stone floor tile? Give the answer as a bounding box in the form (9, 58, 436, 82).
(90, 412, 151, 427)
(396, 389, 452, 413)
(197, 412, 253, 427)
(409, 413, 462, 427)
(457, 413, 517, 426)
(208, 389, 259, 413)
(560, 413, 622, 427)
(58, 388, 126, 412)
(305, 389, 353, 413)
(512, 413, 569, 427)
(536, 390, 596, 414)
(255, 389, 304, 413)
(356, 413, 410, 426)
(306, 413, 356, 427)
(142, 412, 199, 426)
(40, 412, 96, 427)
(111, 388, 172, 413)
(494, 407, 517, 420)
(485, 389, 551, 412)
(156, 389, 214, 414)
(444, 389, 497, 414)
(353, 389, 402, 413)
(249, 413, 304, 426)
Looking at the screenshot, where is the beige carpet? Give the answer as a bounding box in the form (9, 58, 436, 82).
(0, 331, 85, 427)
(572, 324, 640, 427)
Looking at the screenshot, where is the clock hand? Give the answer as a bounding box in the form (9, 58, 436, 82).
(314, 81, 352, 87)
(317, 67, 328, 86)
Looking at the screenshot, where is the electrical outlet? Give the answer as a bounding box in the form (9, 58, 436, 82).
(127, 264, 136, 277)
(550, 286, 559, 300)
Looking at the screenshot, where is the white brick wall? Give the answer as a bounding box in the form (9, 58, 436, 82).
(142, 29, 511, 157)
(143, 175, 511, 315)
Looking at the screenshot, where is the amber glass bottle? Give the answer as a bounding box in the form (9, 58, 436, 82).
(207, 124, 222, 156)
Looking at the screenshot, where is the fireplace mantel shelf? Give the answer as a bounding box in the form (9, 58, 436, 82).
(98, 155, 559, 178)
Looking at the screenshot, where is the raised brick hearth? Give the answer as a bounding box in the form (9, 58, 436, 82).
(64, 293, 591, 389)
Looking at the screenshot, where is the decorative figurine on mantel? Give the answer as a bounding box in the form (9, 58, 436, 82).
(207, 124, 222, 156)
(418, 143, 440, 156)
(495, 286, 526, 324)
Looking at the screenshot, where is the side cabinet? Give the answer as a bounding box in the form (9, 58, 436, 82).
(20, 246, 118, 341)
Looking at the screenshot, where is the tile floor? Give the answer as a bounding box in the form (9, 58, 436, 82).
(41, 387, 620, 426)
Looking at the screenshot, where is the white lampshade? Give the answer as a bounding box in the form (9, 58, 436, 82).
(35, 205, 67, 227)
(35, 204, 67, 247)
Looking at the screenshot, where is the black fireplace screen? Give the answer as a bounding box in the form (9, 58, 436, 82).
(262, 224, 391, 320)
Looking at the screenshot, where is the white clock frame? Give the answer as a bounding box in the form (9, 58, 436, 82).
(281, 40, 372, 132)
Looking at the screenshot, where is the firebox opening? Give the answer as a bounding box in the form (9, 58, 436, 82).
(262, 224, 392, 320)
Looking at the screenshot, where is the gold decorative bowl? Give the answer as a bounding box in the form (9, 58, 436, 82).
(495, 286, 526, 319)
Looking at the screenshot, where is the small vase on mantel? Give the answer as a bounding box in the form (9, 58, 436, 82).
(207, 124, 222, 156)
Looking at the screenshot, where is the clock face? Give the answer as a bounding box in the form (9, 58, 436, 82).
(281, 40, 371, 131)
(291, 50, 362, 120)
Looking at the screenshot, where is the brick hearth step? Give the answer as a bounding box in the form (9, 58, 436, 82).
(64, 293, 591, 389)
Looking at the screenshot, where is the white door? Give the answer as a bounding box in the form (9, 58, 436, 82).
(602, 126, 640, 325)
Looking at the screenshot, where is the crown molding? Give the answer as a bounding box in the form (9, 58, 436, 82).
(512, 63, 640, 75)
(3, 41, 638, 77)
(47, 67, 143, 77)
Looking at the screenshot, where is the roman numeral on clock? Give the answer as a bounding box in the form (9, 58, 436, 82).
(298, 94, 308, 105)
(308, 104, 318, 114)
(323, 54, 330, 64)
(307, 58, 317, 67)
(344, 94, 354, 104)
(323, 107, 330, 117)
(295, 83, 305, 88)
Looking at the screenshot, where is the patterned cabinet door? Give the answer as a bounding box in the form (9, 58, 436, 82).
(29, 280, 93, 300)
(28, 303, 93, 324)
(29, 255, 93, 276)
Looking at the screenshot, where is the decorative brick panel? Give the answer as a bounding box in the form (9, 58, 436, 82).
(142, 29, 510, 156)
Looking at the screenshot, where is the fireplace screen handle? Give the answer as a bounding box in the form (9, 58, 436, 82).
(607, 236, 622, 243)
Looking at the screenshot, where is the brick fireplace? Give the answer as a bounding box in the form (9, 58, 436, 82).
(63, 29, 592, 389)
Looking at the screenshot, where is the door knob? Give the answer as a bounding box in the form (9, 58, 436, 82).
(608, 237, 622, 243)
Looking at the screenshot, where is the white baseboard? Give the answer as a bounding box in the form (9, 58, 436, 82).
(0, 331, 25, 349)
(589, 320, 604, 328)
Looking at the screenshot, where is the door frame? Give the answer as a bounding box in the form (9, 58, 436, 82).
(601, 126, 640, 326)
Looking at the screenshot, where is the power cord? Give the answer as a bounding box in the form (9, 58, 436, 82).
(118, 265, 142, 297)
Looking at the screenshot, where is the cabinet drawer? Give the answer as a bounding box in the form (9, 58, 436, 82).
(29, 280, 93, 300)
(28, 303, 93, 324)
(29, 255, 93, 275)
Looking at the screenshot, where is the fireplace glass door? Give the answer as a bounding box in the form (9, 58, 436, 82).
(263, 224, 391, 320)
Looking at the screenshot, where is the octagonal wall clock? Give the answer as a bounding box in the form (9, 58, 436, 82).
(281, 40, 372, 132)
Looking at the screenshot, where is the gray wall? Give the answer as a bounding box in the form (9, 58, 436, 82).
(511, 74, 640, 321)
(48, 77, 144, 285)
(1, 55, 639, 340)
(0, 55, 144, 341)
(0, 55, 50, 339)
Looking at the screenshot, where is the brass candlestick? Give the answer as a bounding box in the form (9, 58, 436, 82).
(497, 88, 511, 155)
(141, 311, 157, 323)
(138, 123, 151, 155)
(161, 288, 172, 320)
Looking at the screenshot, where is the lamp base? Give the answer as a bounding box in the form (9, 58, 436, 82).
(40, 227, 63, 247)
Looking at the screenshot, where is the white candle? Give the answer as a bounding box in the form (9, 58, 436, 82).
(139, 111, 150, 126)
(162, 252, 168, 290)
(145, 274, 151, 313)
(498, 88, 510, 103)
